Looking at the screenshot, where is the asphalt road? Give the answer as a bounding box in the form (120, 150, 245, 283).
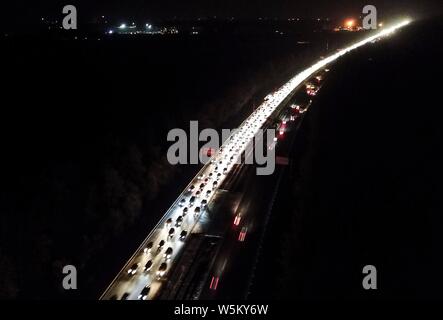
(198, 106, 303, 300)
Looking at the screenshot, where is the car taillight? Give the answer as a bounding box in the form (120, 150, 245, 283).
(238, 231, 247, 242)
(210, 276, 219, 290)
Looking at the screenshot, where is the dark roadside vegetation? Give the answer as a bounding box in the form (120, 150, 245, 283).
(251, 16, 443, 299)
(0, 21, 363, 298)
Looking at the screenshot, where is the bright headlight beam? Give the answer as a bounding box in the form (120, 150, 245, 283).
(259, 20, 411, 114)
(218, 20, 411, 167)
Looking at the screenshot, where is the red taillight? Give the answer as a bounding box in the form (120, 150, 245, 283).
(210, 276, 219, 290)
(234, 215, 241, 226)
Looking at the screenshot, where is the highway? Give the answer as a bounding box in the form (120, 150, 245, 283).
(198, 99, 307, 299)
(100, 20, 410, 300)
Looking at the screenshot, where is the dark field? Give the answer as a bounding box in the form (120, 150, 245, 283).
(251, 17, 443, 299)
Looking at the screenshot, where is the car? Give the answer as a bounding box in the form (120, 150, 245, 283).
(127, 263, 139, 276)
(208, 172, 213, 179)
(188, 185, 195, 192)
(204, 178, 209, 183)
(180, 230, 188, 241)
(217, 173, 222, 178)
(182, 207, 189, 216)
(199, 183, 206, 190)
(201, 199, 208, 207)
(164, 247, 173, 259)
(233, 215, 241, 226)
(143, 260, 153, 272)
(179, 198, 186, 207)
(121, 292, 130, 300)
(165, 218, 172, 228)
(143, 241, 153, 254)
(209, 276, 220, 290)
(138, 286, 151, 300)
(176, 216, 183, 227)
(157, 262, 168, 278)
(194, 206, 201, 215)
(223, 167, 228, 173)
(168, 228, 175, 238)
(206, 190, 211, 197)
(189, 196, 196, 206)
(213, 181, 218, 188)
(238, 227, 248, 242)
(157, 240, 165, 252)
(195, 190, 201, 198)
(197, 174, 205, 180)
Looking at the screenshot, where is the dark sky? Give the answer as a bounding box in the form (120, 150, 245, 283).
(3, 0, 442, 25)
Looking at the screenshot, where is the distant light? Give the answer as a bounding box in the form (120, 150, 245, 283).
(119, 23, 126, 29)
(346, 19, 355, 28)
(108, 30, 113, 34)
(378, 23, 383, 27)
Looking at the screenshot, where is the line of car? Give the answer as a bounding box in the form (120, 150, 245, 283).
(106, 70, 328, 300)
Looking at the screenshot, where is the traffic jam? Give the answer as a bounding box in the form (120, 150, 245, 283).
(101, 21, 411, 300)
(103, 70, 325, 300)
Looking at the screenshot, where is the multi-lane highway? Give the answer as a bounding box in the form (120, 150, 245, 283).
(100, 20, 410, 300)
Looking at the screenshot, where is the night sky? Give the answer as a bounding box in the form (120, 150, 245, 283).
(2, 0, 441, 26)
